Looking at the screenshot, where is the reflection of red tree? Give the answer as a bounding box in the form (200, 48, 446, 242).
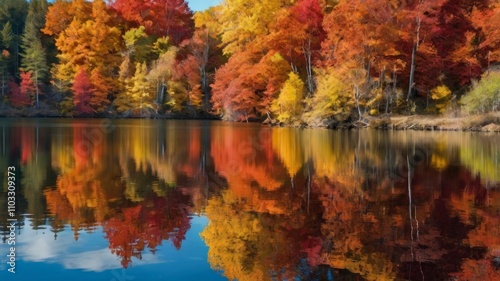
(104, 192, 192, 268)
(18, 127, 34, 164)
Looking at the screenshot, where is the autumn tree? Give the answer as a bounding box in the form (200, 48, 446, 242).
(46, 0, 121, 112)
(471, 0, 500, 66)
(271, 72, 304, 124)
(265, 0, 325, 96)
(321, 0, 403, 117)
(146, 45, 177, 109)
(72, 68, 94, 115)
(116, 62, 154, 115)
(186, 7, 224, 109)
(8, 78, 29, 107)
(303, 67, 354, 125)
(211, 51, 290, 121)
(168, 56, 203, 112)
(111, 0, 193, 45)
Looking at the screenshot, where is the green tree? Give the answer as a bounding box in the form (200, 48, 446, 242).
(21, 0, 49, 109)
(461, 71, 500, 114)
(1, 22, 14, 104)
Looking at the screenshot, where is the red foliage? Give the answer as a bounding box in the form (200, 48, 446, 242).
(111, 0, 193, 45)
(9, 74, 33, 108)
(72, 69, 95, 115)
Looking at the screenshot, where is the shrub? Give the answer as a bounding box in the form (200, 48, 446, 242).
(461, 71, 500, 114)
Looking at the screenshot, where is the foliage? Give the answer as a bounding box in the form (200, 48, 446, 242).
(270, 72, 304, 124)
(461, 71, 500, 114)
(430, 85, 452, 114)
(0, 0, 499, 119)
(111, 0, 193, 45)
(303, 67, 354, 124)
(118, 62, 154, 115)
(8, 78, 28, 107)
(72, 68, 94, 115)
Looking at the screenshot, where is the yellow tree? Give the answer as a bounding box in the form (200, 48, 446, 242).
(270, 72, 304, 124)
(49, 0, 121, 112)
(218, 0, 284, 55)
(303, 67, 354, 125)
(119, 62, 154, 115)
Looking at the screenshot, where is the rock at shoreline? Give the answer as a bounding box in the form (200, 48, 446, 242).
(481, 123, 500, 132)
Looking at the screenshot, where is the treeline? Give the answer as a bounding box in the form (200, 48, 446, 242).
(0, 0, 499, 122)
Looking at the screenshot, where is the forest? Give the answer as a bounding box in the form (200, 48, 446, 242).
(0, 0, 499, 126)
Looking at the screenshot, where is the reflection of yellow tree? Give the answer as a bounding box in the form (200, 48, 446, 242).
(201, 190, 268, 281)
(115, 121, 203, 187)
(272, 128, 304, 179)
(46, 126, 122, 236)
(459, 134, 500, 184)
(201, 189, 322, 281)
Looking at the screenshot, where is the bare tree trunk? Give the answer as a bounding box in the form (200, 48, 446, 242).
(354, 84, 362, 120)
(35, 70, 39, 109)
(303, 37, 315, 96)
(407, 17, 421, 114)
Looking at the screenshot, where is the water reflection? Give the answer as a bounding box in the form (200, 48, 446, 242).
(0, 119, 499, 280)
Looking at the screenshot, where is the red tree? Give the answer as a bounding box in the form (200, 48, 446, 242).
(9, 72, 35, 108)
(72, 68, 94, 115)
(110, 0, 193, 45)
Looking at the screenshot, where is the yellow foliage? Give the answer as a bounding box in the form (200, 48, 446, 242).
(272, 128, 305, 177)
(430, 85, 452, 114)
(304, 67, 354, 124)
(219, 0, 284, 55)
(270, 71, 304, 124)
(115, 62, 155, 114)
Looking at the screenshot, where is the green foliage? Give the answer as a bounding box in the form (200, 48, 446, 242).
(271, 71, 304, 124)
(303, 67, 354, 124)
(123, 26, 155, 63)
(1, 22, 13, 49)
(461, 71, 500, 114)
(430, 85, 451, 114)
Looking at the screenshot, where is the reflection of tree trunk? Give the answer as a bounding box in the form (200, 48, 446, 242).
(307, 161, 311, 214)
(407, 155, 414, 259)
(2, 125, 5, 156)
(36, 122, 39, 163)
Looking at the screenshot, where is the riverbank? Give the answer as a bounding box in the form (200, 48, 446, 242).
(368, 112, 500, 132)
(2, 107, 499, 132)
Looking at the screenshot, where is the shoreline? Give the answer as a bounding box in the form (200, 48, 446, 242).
(369, 112, 500, 132)
(1, 111, 499, 133)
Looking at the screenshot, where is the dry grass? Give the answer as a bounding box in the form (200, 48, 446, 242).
(369, 112, 500, 132)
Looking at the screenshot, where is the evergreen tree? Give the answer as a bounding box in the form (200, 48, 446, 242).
(21, 0, 49, 109)
(1, 22, 14, 105)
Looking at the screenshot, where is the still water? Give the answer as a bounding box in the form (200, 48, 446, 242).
(0, 118, 499, 281)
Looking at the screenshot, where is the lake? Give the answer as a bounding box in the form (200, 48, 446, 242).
(0, 118, 499, 281)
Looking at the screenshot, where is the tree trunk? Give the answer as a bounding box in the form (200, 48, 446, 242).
(354, 84, 362, 120)
(407, 17, 421, 114)
(303, 37, 315, 96)
(35, 70, 39, 109)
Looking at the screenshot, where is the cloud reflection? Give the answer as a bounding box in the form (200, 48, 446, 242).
(16, 222, 164, 272)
